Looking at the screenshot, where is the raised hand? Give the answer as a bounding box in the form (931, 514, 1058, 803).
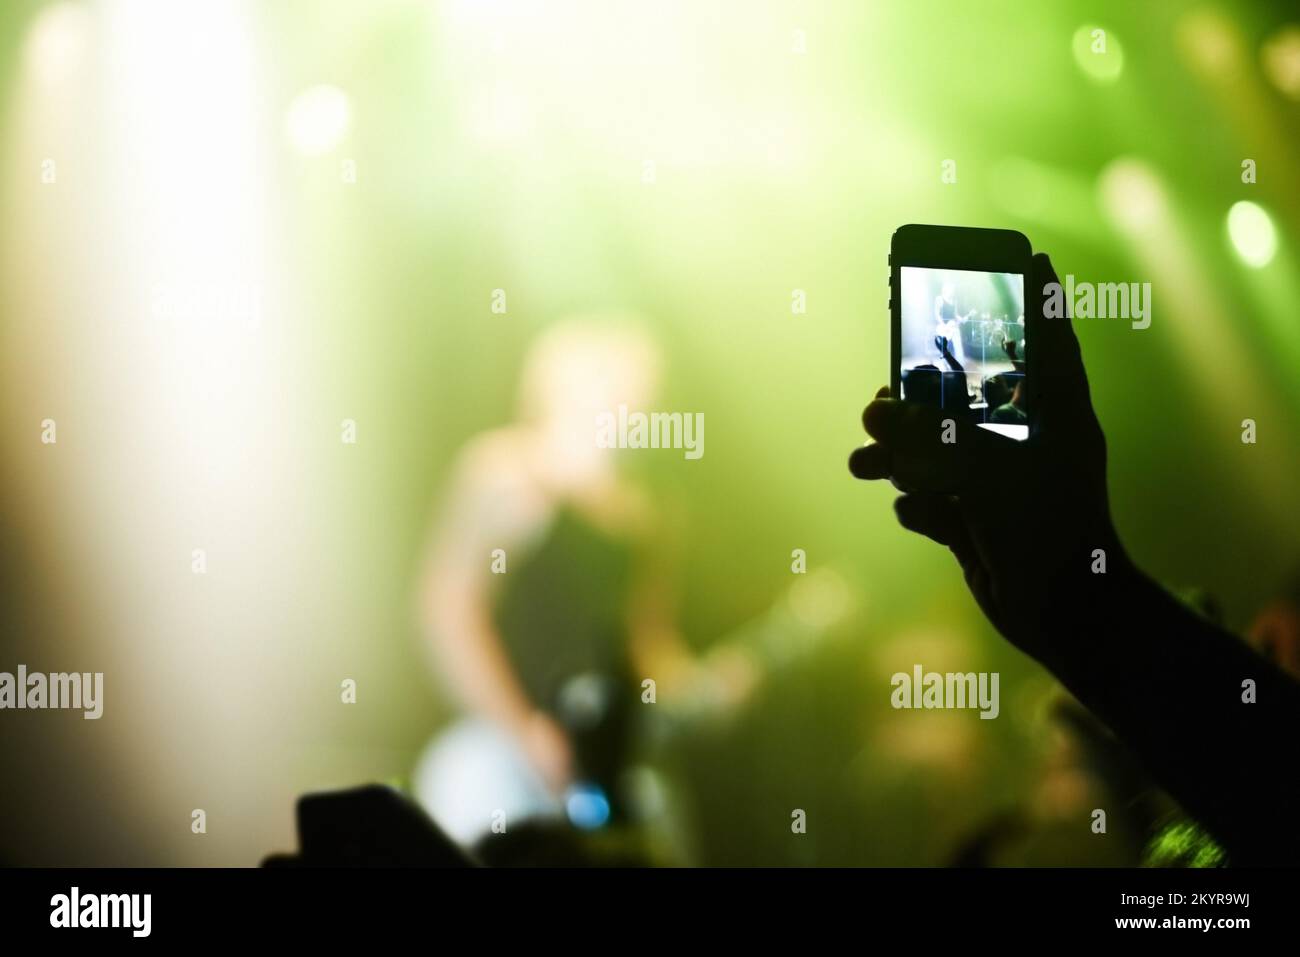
(850, 253, 1121, 666)
(848, 252, 1300, 865)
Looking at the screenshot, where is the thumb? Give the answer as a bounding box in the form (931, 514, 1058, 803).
(1028, 252, 1097, 434)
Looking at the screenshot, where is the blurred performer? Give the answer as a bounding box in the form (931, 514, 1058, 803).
(413, 316, 756, 856)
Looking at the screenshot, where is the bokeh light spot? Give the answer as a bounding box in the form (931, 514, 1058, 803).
(1227, 201, 1278, 269)
(1098, 158, 1166, 236)
(1262, 25, 1300, 99)
(1072, 25, 1123, 84)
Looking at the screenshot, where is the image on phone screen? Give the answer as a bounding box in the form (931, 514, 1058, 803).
(898, 265, 1027, 441)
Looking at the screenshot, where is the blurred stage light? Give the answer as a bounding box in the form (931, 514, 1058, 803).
(1177, 9, 1241, 77)
(1072, 24, 1124, 84)
(286, 84, 351, 156)
(25, 1, 92, 85)
(789, 567, 851, 631)
(1261, 26, 1300, 100)
(1098, 158, 1168, 237)
(1227, 201, 1278, 269)
(1096, 161, 1290, 517)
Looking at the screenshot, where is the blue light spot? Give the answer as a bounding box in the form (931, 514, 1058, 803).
(565, 783, 611, 830)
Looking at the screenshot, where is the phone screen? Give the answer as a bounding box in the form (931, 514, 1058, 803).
(898, 265, 1027, 441)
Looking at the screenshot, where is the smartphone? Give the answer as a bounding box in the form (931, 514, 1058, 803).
(889, 224, 1032, 441)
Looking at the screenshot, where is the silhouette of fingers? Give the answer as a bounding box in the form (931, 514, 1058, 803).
(893, 493, 978, 566)
(848, 442, 890, 480)
(861, 397, 1013, 495)
(849, 388, 896, 480)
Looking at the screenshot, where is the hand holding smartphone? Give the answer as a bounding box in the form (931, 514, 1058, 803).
(890, 224, 1033, 441)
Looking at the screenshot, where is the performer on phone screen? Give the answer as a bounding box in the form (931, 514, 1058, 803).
(933, 281, 975, 366)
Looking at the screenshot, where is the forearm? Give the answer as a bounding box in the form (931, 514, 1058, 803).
(426, 586, 538, 732)
(1043, 562, 1300, 864)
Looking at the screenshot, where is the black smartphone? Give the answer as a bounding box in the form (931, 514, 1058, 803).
(889, 224, 1033, 441)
